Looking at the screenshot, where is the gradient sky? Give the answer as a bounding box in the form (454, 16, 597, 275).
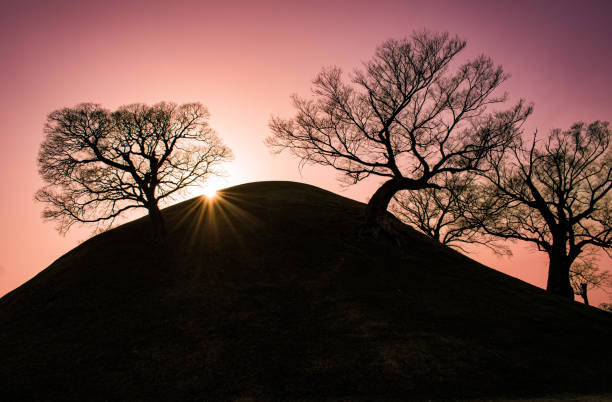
(1, 0, 611, 304)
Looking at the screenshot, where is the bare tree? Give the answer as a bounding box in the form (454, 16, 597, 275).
(391, 173, 510, 255)
(36, 102, 233, 239)
(478, 121, 612, 299)
(569, 257, 612, 306)
(267, 31, 531, 235)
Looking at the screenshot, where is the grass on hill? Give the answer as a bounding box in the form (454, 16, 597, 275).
(1, 181, 611, 401)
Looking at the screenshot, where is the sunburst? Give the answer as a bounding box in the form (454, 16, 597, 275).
(203, 186, 218, 198)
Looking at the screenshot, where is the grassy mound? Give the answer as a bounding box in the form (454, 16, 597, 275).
(1, 181, 611, 400)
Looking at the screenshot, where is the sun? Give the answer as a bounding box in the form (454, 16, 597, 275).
(203, 186, 218, 198)
(190, 175, 236, 200)
(200, 178, 226, 199)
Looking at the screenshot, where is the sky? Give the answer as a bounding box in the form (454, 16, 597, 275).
(1, 0, 611, 305)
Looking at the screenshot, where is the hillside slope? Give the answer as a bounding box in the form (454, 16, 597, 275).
(1, 181, 611, 401)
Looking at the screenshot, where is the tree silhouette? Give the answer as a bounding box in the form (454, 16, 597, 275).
(569, 257, 611, 306)
(267, 31, 531, 235)
(391, 173, 510, 255)
(36, 102, 232, 238)
(478, 121, 612, 299)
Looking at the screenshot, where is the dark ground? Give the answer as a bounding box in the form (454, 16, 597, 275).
(1, 181, 611, 401)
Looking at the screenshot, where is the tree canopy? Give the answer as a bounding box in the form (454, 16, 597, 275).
(391, 173, 510, 255)
(267, 30, 531, 234)
(477, 121, 612, 299)
(36, 102, 232, 238)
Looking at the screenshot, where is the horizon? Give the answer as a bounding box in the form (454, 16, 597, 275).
(1, 0, 611, 305)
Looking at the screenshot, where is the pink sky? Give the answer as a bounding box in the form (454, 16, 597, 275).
(1, 0, 611, 305)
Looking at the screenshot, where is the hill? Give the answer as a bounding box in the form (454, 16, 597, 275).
(1, 181, 611, 401)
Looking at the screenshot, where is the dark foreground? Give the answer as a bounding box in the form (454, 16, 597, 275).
(1, 181, 611, 401)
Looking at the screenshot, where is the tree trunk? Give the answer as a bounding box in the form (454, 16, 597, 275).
(147, 204, 167, 241)
(580, 283, 590, 306)
(546, 251, 574, 300)
(363, 178, 408, 238)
